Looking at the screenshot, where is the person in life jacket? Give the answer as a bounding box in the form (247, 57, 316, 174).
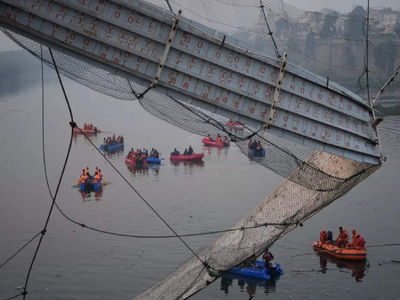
(81, 173, 85, 183)
(224, 136, 229, 142)
(320, 228, 328, 244)
(354, 233, 366, 250)
(94, 172, 99, 183)
(188, 146, 194, 155)
(336, 226, 349, 248)
(228, 118, 232, 123)
(347, 229, 357, 247)
(183, 148, 188, 156)
(141, 153, 146, 159)
(95, 167, 99, 174)
(98, 169, 102, 179)
(206, 134, 212, 141)
(153, 149, 159, 158)
(81, 169, 85, 176)
(263, 248, 275, 269)
(171, 148, 179, 156)
(85, 167, 90, 176)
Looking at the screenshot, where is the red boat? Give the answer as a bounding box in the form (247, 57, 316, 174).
(202, 138, 230, 147)
(73, 127, 101, 133)
(170, 153, 204, 161)
(125, 157, 148, 167)
(227, 122, 244, 130)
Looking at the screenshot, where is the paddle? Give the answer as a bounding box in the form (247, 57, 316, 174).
(102, 179, 107, 185)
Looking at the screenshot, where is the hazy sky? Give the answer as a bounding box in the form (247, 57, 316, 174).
(1, 0, 399, 52)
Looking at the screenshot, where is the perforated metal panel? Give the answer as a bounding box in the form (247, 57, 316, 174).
(0, 0, 381, 163)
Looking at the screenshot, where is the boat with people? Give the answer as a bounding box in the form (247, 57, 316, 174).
(78, 167, 104, 191)
(229, 260, 284, 280)
(202, 134, 230, 147)
(125, 157, 148, 167)
(314, 228, 367, 261)
(248, 139, 265, 157)
(74, 123, 101, 134)
(227, 119, 244, 130)
(100, 134, 124, 151)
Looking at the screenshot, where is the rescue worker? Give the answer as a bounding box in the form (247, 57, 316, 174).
(336, 226, 349, 248)
(320, 228, 328, 244)
(188, 146, 194, 155)
(85, 167, 90, 176)
(84, 123, 87, 130)
(183, 148, 188, 156)
(228, 118, 232, 123)
(95, 167, 99, 174)
(354, 233, 365, 250)
(153, 149, 159, 158)
(98, 169, 102, 179)
(348, 229, 357, 247)
(224, 136, 229, 142)
(206, 134, 211, 141)
(81, 173, 86, 183)
(263, 248, 274, 269)
(81, 169, 85, 176)
(217, 134, 221, 142)
(94, 172, 99, 183)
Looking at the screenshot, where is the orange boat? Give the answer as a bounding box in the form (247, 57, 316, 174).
(73, 127, 101, 134)
(313, 241, 366, 261)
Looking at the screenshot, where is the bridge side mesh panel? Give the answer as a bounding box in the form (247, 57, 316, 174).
(1, 28, 369, 192)
(154, 0, 400, 103)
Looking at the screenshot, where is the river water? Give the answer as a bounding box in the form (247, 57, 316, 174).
(0, 72, 399, 300)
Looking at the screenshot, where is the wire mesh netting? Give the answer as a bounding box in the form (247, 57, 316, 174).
(0, 0, 393, 298)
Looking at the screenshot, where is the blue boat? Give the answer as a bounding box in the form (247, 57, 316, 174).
(248, 148, 266, 158)
(100, 143, 124, 151)
(80, 176, 102, 191)
(228, 260, 283, 280)
(146, 157, 161, 164)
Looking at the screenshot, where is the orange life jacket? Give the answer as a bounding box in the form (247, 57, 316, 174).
(81, 175, 85, 183)
(98, 172, 102, 178)
(217, 137, 221, 142)
(94, 174, 99, 183)
(338, 230, 349, 240)
(207, 136, 210, 140)
(141, 154, 146, 159)
(357, 236, 365, 249)
(133, 153, 136, 158)
(85, 168, 89, 175)
(320, 232, 328, 243)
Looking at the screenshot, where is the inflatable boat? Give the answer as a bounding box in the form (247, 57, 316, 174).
(228, 260, 283, 280)
(100, 143, 124, 151)
(125, 157, 148, 167)
(202, 138, 230, 147)
(313, 241, 366, 261)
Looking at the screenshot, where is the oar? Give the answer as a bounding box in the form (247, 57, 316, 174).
(102, 179, 107, 185)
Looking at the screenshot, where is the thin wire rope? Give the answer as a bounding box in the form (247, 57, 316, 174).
(0, 232, 41, 269)
(22, 48, 74, 300)
(74, 126, 208, 267)
(2, 293, 24, 300)
(260, 0, 280, 58)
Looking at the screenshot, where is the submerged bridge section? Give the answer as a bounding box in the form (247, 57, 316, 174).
(0, 0, 382, 164)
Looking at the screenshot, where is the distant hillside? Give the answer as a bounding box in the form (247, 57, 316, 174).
(0, 50, 53, 98)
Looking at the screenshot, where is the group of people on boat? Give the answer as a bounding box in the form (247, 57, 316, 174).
(80, 167, 103, 184)
(320, 227, 366, 250)
(243, 248, 276, 270)
(248, 139, 264, 156)
(83, 123, 96, 130)
(171, 146, 194, 156)
(206, 134, 229, 144)
(103, 135, 124, 146)
(127, 148, 159, 161)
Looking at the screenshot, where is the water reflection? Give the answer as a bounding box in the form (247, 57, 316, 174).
(73, 131, 101, 145)
(220, 273, 280, 298)
(317, 252, 368, 282)
(127, 164, 149, 177)
(203, 146, 229, 158)
(103, 148, 125, 159)
(79, 185, 103, 202)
